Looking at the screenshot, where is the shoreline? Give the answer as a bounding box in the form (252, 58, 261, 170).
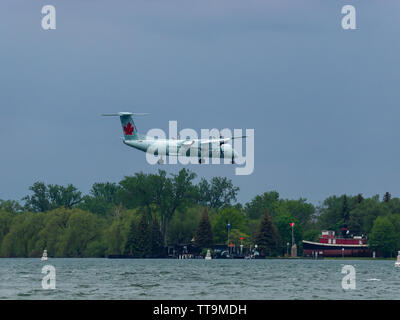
(0, 256, 396, 261)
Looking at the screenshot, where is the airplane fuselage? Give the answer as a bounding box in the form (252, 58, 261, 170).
(123, 138, 237, 161)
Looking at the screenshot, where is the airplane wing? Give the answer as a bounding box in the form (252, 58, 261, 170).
(178, 136, 247, 151)
(199, 136, 248, 145)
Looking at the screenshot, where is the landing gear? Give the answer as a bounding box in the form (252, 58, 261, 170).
(157, 158, 164, 165)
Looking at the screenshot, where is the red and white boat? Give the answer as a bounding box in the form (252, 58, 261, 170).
(302, 229, 371, 258)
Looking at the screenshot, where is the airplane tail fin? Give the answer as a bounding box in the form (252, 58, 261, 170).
(102, 112, 148, 140)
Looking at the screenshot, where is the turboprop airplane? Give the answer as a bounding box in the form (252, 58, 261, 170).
(103, 112, 245, 164)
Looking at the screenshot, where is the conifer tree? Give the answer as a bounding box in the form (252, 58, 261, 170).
(125, 220, 138, 256)
(383, 192, 391, 203)
(355, 193, 363, 204)
(194, 209, 214, 249)
(342, 195, 350, 224)
(254, 210, 279, 257)
(136, 212, 151, 258)
(150, 218, 164, 257)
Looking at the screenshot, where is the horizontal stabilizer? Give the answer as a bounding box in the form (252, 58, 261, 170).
(102, 112, 149, 117)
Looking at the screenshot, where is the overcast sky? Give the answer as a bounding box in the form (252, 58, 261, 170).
(1, 0, 399, 205)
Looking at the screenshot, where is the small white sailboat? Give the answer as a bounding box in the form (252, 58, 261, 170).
(41, 249, 48, 262)
(205, 249, 212, 260)
(395, 251, 400, 267)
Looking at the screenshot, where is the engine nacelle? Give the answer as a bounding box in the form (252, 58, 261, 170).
(220, 144, 235, 160)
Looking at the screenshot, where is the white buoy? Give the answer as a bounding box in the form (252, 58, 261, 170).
(395, 251, 400, 267)
(205, 249, 212, 260)
(41, 249, 48, 261)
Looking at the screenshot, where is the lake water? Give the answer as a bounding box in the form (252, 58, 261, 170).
(0, 258, 399, 300)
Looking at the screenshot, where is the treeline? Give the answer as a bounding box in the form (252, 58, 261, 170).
(0, 169, 399, 258)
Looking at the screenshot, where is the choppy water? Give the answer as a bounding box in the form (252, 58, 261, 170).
(1, 258, 399, 299)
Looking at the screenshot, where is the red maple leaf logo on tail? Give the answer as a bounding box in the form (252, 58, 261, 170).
(123, 122, 134, 135)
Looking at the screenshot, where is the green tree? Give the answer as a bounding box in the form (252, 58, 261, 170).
(368, 216, 397, 257)
(342, 195, 350, 224)
(57, 209, 104, 257)
(104, 209, 140, 256)
(279, 199, 315, 227)
(1, 212, 45, 257)
(197, 177, 239, 210)
(254, 210, 279, 257)
(150, 218, 164, 257)
(47, 184, 83, 209)
(273, 213, 302, 255)
(388, 214, 400, 251)
(156, 169, 197, 247)
(118, 172, 158, 213)
(194, 209, 214, 249)
(107, 219, 126, 255)
(245, 191, 280, 220)
(23, 182, 82, 212)
(79, 182, 120, 216)
(317, 195, 357, 232)
(383, 192, 391, 203)
(125, 219, 138, 256)
(0, 210, 13, 253)
(168, 207, 203, 245)
(36, 208, 70, 256)
(135, 213, 152, 258)
(386, 197, 400, 215)
(22, 182, 50, 212)
(212, 207, 249, 244)
(119, 169, 197, 247)
(347, 196, 389, 235)
(355, 194, 364, 204)
(0, 199, 23, 213)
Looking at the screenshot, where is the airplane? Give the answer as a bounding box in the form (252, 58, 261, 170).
(103, 112, 245, 164)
